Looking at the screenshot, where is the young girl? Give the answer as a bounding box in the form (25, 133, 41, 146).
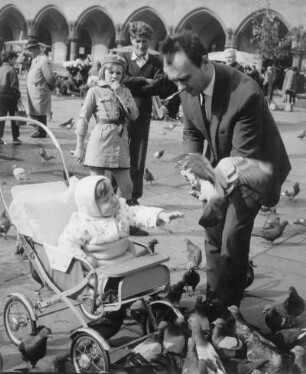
(73, 54, 139, 201)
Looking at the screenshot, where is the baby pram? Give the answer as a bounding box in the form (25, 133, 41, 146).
(0, 116, 183, 373)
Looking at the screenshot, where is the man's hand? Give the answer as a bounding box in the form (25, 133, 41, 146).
(180, 154, 215, 183)
(158, 211, 184, 224)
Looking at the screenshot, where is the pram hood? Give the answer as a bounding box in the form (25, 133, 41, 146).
(75, 175, 110, 219)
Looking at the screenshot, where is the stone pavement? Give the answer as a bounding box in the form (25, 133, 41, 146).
(0, 92, 306, 371)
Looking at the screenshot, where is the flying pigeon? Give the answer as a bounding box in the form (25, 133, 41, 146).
(185, 238, 202, 270)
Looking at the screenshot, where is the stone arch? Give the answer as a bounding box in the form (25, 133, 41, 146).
(0, 4, 27, 44)
(33, 5, 69, 64)
(176, 8, 226, 52)
(122, 7, 167, 49)
(235, 9, 290, 54)
(76, 6, 116, 60)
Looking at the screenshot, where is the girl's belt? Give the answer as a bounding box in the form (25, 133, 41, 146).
(98, 118, 121, 125)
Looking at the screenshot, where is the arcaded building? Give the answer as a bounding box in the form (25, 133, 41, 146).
(0, 0, 305, 68)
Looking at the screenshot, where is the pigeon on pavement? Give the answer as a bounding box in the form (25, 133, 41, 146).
(185, 238, 202, 270)
(166, 281, 185, 306)
(144, 168, 155, 183)
(297, 130, 306, 140)
(283, 286, 305, 326)
(258, 217, 288, 243)
(263, 305, 291, 333)
(211, 318, 245, 359)
(18, 326, 51, 368)
(0, 210, 11, 238)
(154, 148, 165, 159)
(59, 117, 74, 129)
(182, 268, 200, 294)
(282, 182, 300, 199)
(38, 147, 55, 162)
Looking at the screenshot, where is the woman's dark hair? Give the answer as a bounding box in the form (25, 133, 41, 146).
(1, 50, 18, 62)
(160, 30, 207, 68)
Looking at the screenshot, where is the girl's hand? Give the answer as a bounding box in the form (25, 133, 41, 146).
(73, 147, 85, 164)
(158, 211, 184, 225)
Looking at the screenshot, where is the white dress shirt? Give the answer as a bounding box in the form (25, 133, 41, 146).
(131, 51, 149, 68)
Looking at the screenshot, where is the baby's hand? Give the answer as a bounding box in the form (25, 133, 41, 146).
(158, 211, 184, 224)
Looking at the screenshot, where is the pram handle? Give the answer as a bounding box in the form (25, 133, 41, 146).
(0, 116, 70, 184)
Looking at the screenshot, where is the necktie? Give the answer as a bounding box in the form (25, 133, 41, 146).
(200, 93, 209, 130)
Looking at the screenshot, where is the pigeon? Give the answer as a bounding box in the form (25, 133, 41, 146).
(244, 330, 285, 372)
(282, 182, 300, 199)
(283, 286, 305, 325)
(18, 326, 51, 368)
(163, 317, 189, 354)
(12, 164, 30, 182)
(188, 314, 226, 374)
(59, 117, 74, 129)
(147, 239, 158, 253)
(185, 239, 202, 270)
(154, 148, 165, 159)
(259, 206, 277, 216)
(182, 268, 200, 294)
(53, 352, 75, 372)
(293, 218, 306, 226)
(192, 298, 211, 332)
(227, 305, 254, 343)
(211, 318, 245, 358)
(182, 336, 208, 374)
(38, 147, 55, 162)
(144, 168, 155, 183)
(0, 210, 11, 238)
(270, 328, 306, 352)
(262, 305, 291, 333)
(166, 281, 185, 306)
(259, 218, 288, 243)
(297, 130, 306, 140)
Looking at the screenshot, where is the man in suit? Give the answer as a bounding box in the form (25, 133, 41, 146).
(121, 21, 164, 207)
(160, 30, 291, 307)
(224, 48, 245, 73)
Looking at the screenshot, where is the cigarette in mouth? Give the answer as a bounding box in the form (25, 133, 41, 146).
(163, 88, 186, 102)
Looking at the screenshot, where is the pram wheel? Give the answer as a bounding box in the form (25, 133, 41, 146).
(4, 294, 36, 345)
(144, 300, 183, 334)
(71, 333, 110, 373)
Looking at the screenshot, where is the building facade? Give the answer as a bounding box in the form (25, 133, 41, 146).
(0, 0, 305, 69)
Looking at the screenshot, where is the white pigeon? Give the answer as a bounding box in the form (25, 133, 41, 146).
(12, 165, 30, 182)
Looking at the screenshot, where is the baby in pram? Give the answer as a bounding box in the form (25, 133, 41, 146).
(57, 175, 183, 338)
(58, 175, 183, 268)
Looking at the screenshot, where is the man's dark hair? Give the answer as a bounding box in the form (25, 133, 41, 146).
(160, 30, 207, 68)
(1, 50, 18, 62)
(129, 21, 153, 40)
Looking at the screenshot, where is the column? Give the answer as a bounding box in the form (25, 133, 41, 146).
(167, 26, 174, 36)
(68, 22, 78, 60)
(115, 23, 124, 47)
(225, 28, 237, 49)
(27, 20, 36, 39)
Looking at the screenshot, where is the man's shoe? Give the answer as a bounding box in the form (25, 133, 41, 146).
(31, 132, 46, 138)
(12, 138, 22, 145)
(129, 226, 149, 236)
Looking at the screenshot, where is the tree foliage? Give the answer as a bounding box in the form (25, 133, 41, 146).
(251, 5, 290, 61)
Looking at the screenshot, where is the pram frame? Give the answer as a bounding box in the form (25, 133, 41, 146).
(1, 116, 183, 372)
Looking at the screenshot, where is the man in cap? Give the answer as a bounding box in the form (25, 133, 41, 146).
(26, 38, 56, 138)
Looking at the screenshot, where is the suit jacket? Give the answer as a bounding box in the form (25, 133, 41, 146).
(181, 63, 291, 207)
